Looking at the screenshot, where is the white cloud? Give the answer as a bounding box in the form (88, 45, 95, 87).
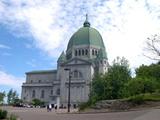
(0, 0, 65, 57)
(0, 0, 160, 68)
(0, 44, 10, 49)
(90, 0, 160, 67)
(0, 70, 24, 89)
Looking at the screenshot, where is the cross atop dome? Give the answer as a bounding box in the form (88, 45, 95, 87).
(86, 14, 88, 21)
(83, 14, 90, 27)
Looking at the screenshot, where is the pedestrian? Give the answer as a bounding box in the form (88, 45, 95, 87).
(73, 104, 77, 109)
(55, 104, 57, 111)
(47, 104, 49, 112)
(49, 104, 52, 112)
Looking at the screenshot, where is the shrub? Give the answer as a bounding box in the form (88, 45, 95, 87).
(128, 95, 145, 105)
(143, 93, 160, 101)
(78, 101, 92, 111)
(0, 109, 8, 119)
(32, 98, 44, 107)
(122, 77, 158, 98)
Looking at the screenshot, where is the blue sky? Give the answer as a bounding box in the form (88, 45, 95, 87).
(0, 23, 56, 94)
(0, 0, 160, 96)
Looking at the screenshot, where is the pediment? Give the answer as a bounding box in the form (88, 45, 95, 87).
(64, 58, 91, 65)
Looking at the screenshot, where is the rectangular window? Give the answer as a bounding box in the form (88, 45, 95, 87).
(41, 90, 45, 98)
(51, 90, 53, 95)
(32, 90, 35, 98)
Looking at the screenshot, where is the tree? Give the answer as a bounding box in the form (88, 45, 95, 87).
(90, 74, 107, 102)
(107, 57, 131, 99)
(136, 63, 160, 82)
(13, 98, 23, 107)
(7, 89, 18, 105)
(144, 34, 160, 61)
(122, 77, 157, 97)
(0, 92, 5, 105)
(90, 57, 131, 101)
(32, 99, 44, 107)
(136, 63, 160, 92)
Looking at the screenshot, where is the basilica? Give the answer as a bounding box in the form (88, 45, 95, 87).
(21, 16, 109, 108)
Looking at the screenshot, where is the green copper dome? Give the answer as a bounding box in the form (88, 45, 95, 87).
(58, 51, 66, 62)
(67, 16, 105, 50)
(96, 48, 107, 59)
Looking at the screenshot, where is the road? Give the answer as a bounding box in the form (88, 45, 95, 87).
(1, 106, 160, 120)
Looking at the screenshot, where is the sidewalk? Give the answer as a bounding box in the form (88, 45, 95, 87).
(50, 108, 78, 113)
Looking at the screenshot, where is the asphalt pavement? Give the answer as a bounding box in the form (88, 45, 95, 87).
(1, 106, 160, 120)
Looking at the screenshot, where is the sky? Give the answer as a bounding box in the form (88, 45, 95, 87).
(0, 0, 160, 96)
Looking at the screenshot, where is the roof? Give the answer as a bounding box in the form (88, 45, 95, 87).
(26, 70, 57, 74)
(67, 20, 105, 50)
(96, 48, 107, 59)
(58, 51, 66, 62)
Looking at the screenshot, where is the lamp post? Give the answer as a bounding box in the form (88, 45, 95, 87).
(64, 68, 71, 112)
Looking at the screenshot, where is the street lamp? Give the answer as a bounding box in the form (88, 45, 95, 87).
(64, 68, 71, 112)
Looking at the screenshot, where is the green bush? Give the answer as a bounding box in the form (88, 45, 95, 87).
(78, 101, 92, 111)
(0, 109, 8, 119)
(128, 95, 145, 105)
(32, 98, 44, 107)
(143, 93, 160, 101)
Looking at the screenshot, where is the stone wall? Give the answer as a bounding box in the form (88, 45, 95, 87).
(92, 100, 134, 111)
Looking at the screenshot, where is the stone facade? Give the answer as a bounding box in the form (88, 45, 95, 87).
(21, 16, 109, 108)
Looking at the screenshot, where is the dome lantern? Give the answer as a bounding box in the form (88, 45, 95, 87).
(83, 14, 90, 27)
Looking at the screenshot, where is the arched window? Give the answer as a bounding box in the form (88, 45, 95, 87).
(41, 90, 44, 98)
(100, 60, 103, 64)
(79, 72, 83, 78)
(32, 90, 35, 98)
(73, 70, 83, 79)
(92, 49, 94, 55)
(82, 49, 85, 55)
(74, 70, 78, 78)
(75, 50, 77, 56)
(79, 49, 81, 56)
(23, 97, 26, 100)
(85, 49, 88, 55)
(56, 89, 60, 95)
(95, 50, 98, 55)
